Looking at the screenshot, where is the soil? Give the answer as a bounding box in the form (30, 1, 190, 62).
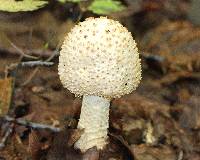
(0, 1, 200, 160)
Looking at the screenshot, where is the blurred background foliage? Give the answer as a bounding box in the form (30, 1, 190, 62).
(0, 0, 125, 15)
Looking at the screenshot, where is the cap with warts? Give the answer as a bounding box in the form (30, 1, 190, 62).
(58, 17, 141, 99)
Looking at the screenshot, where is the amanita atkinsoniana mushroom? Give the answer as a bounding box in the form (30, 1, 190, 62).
(58, 17, 142, 152)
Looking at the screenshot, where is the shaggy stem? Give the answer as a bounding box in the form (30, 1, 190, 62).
(74, 95, 110, 152)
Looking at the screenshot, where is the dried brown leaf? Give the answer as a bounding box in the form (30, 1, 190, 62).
(82, 147, 99, 160)
(28, 130, 41, 160)
(47, 129, 82, 160)
(0, 78, 14, 115)
(131, 144, 176, 160)
(140, 21, 200, 73)
(68, 129, 84, 147)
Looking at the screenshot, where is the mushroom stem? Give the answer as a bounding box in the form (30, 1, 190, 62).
(74, 95, 110, 152)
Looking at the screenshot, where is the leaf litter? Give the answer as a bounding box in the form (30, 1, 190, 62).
(0, 0, 200, 159)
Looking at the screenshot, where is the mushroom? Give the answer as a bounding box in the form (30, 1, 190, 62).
(58, 17, 142, 152)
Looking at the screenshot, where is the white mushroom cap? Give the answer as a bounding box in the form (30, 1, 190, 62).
(58, 17, 141, 99)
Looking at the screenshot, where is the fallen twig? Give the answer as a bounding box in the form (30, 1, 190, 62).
(20, 61, 54, 86)
(141, 52, 165, 63)
(5, 60, 54, 85)
(23, 49, 59, 58)
(20, 44, 59, 86)
(6, 61, 54, 69)
(45, 44, 60, 62)
(177, 150, 183, 160)
(20, 61, 54, 67)
(21, 67, 39, 86)
(9, 40, 38, 60)
(0, 123, 14, 149)
(3, 116, 61, 132)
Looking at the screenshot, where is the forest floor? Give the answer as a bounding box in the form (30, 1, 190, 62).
(0, 1, 200, 160)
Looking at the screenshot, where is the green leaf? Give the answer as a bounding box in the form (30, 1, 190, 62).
(88, 0, 125, 15)
(58, 0, 83, 3)
(57, 0, 66, 3)
(0, 0, 48, 12)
